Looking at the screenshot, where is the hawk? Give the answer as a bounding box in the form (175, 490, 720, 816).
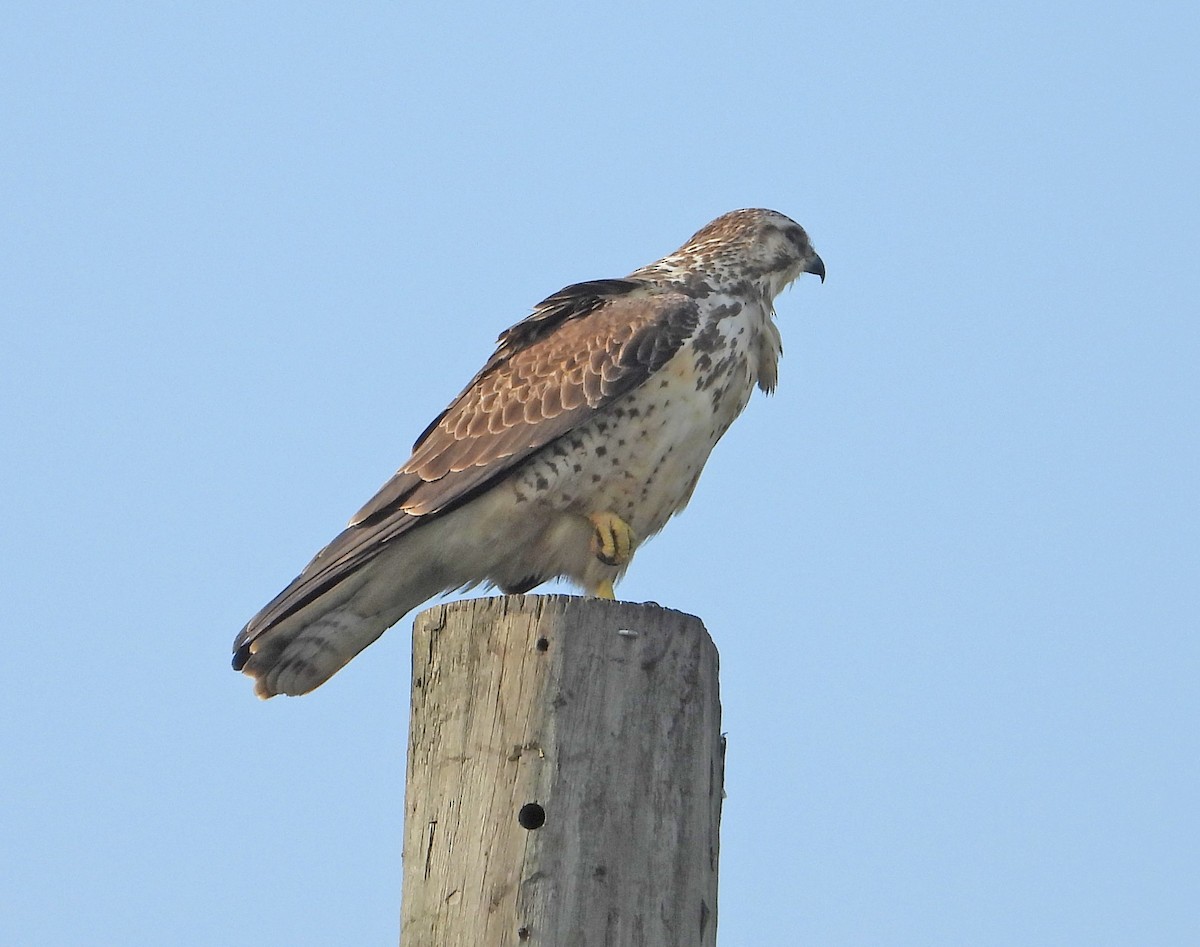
(234, 208, 824, 697)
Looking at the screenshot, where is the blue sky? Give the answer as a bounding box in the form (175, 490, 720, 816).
(3, 2, 1197, 944)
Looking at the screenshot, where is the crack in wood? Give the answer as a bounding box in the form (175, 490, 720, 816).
(423, 820, 437, 880)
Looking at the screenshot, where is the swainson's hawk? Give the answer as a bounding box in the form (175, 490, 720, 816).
(234, 208, 824, 697)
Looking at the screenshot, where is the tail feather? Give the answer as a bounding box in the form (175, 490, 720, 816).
(233, 484, 548, 697)
(238, 606, 389, 698)
(233, 517, 466, 698)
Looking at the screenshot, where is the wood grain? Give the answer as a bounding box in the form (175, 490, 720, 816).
(400, 595, 723, 947)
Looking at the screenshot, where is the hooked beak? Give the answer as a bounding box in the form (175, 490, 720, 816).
(804, 252, 826, 283)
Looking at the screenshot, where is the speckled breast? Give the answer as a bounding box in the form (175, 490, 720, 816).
(512, 303, 767, 544)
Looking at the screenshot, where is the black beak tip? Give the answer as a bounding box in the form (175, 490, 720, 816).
(806, 253, 826, 283)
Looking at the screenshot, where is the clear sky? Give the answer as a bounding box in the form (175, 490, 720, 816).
(3, 2, 1197, 944)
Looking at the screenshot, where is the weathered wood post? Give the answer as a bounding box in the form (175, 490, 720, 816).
(400, 594, 724, 946)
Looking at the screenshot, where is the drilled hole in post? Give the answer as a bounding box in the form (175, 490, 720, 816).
(535, 637, 549, 652)
(518, 802, 546, 830)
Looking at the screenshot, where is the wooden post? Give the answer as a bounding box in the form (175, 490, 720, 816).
(400, 594, 724, 947)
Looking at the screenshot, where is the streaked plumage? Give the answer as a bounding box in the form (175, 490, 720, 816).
(234, 208, 824, 697)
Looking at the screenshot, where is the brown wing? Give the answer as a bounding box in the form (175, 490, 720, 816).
(351, 280, 699, 522)
(233, 280, 698, 661)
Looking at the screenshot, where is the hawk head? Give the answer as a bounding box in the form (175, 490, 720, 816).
(655, 208, 825, 300)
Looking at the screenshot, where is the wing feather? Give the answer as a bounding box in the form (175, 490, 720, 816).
(351, 281, 698, 524)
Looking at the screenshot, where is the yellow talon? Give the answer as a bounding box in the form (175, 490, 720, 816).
(588, 511, 635, 567)
(593, 579, 616, 600)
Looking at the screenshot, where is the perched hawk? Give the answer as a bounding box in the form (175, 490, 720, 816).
(234, 208, 824, 697)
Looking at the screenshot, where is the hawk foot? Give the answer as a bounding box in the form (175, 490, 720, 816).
(588, 511, 635, 567)
(592, 579, 616, 600)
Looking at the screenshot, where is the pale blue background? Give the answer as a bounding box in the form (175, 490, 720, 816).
(3, 3, 1197, 944)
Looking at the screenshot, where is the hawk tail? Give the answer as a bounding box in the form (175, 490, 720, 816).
(232, 520, 455, 698)
(233, 603, 399, 699)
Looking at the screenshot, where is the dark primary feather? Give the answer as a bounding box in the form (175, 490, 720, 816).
(231, 511, 416, 670)
(233, 282, 700, 664)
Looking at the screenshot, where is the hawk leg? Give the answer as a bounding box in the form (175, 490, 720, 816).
(588, 510, 635, 567)
(593, 578, 616, 600)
